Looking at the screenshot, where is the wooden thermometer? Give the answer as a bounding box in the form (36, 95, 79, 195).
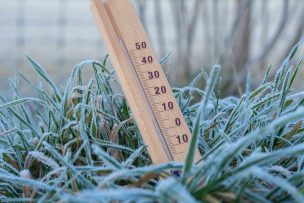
(91, 0, 200, 165)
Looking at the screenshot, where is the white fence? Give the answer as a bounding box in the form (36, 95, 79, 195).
(1, 0, 303, 95)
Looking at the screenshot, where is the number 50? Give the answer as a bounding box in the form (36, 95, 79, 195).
(135, 42, 147, 49)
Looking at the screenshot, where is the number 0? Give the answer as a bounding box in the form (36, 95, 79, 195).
(175, 118, 181, 126)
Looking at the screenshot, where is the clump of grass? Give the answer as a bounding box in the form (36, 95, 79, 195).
(0, 42, 304, 202)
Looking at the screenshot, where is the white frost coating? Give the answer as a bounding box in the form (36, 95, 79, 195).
(19, 169, 31, 179)
(29, 151, 59, 169)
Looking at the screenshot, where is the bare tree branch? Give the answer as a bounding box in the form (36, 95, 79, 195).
(155, 0, 166, 57)
(226, 0, 253, 95)
(183, 0, 204, 73)
(280, 2, 304, 61)
(137, 0, 147, 30)
(220, 0, 252, 53)
(249, 0, 289, 65)
(217, 0, 251, 66)
(171, 1, 182, 62)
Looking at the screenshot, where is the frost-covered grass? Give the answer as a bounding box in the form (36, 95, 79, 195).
(0, 42, 304, 203)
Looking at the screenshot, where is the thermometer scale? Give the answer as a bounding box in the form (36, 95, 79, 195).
(91, 0, 200, 165)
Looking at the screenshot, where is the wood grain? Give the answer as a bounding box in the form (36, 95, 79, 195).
(91, 0, 200, 165)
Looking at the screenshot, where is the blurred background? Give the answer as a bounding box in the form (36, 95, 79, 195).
(0, 0, 304, 96)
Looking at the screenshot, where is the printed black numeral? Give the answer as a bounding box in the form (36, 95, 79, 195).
(155, 86, 166, 95)
(135, 42, 147, 50)
(142, 56, 153, 64)
(176, 134, 188, 144)
(148, 71, 160, 79)
(162, 102, 173, 110)
(175, 118, 181, 126)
